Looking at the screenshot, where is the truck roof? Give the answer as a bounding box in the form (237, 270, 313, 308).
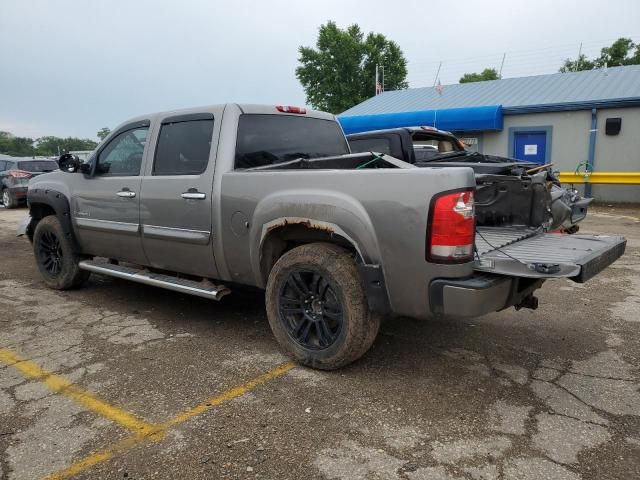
(118, 103, 335, 128)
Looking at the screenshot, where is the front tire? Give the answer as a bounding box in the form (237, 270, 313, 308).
(265, 243, 380, 370)
(33, 216, 90, 290)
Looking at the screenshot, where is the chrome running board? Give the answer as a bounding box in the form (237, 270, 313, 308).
(78, 260, 230, 301)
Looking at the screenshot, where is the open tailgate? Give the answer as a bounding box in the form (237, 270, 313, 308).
(474, 227, 626, 283)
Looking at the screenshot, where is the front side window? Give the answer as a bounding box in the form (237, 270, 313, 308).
(153, 119, 214, 176)
(96, 127, 148, 176)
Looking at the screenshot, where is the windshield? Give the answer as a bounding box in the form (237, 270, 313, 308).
(17, 160, 58, 172)
(412, 131, 466, 162)
(235, 114, 349, 169)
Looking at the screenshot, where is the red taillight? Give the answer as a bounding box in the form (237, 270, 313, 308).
(276, 105, 306, 114)
(427, 189, 475, 263)
(9, 170, 32, 179)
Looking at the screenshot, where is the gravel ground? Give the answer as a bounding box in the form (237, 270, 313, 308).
(0, 204, 639, 480)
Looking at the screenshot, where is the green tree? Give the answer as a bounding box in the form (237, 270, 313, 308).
(34, 136, 98, 156)
(559, 54, 595, 73)
(459, 68, 499, 83)
(0, 131, 35, 156)
(560, 37, 640, 72)
(595, 37, 639, 67)
(97, 127, 111, 141)
(296, 21, 408, 113)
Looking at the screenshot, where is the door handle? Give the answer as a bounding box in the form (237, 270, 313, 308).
(181, 192, 206, 200)
(117, 190, 136, 198)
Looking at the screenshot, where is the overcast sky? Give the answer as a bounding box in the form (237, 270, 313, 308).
(1, 0, 639, 139)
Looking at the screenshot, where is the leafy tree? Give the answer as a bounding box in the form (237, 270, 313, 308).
(595, 37, 639, 67)
(0, 131, 98, 157)
(0, 132, 35, 157)
(34, 136, 98, 156)
(459, 68, 499, 83)
(559, 54, 595, 73)
(560, 37, 640, 72)
(296, 21, 408, 113)
(97, 127, 111, 141)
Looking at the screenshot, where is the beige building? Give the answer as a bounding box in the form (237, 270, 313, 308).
(341, 65, 640, 202)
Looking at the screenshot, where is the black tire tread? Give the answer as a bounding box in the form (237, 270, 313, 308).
(265, 242, 380, 370)
(33, 215, 90, 290)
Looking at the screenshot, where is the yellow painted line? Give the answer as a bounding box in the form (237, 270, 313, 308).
(44, 435, 154, 480)
(0, 348, 157, 436)
(43, 361, 296, 480)
(161, 361, 296, 429)
(559, 171, 640, 185)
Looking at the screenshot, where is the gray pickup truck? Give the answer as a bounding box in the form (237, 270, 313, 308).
(18, 104, 626, 369)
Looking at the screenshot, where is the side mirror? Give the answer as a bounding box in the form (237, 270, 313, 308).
(58, 153, 80, 173)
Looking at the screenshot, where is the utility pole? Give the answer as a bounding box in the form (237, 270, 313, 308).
(381, 65, 385, 93)
(433, 61, 442, 87)
(576, 42, 583, 71)
(498, 52, 506, 79)
(375, 64, 379, 96)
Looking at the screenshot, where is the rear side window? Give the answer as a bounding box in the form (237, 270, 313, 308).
(348, 137, 392, 155)
(153, 119, 214, 175)
(235, 114, 349, 169)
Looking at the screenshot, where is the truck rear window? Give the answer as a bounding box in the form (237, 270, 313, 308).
(235, 114, 349, 169)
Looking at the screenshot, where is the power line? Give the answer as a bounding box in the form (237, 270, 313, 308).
(407, 35, 639, 69)
(406, 35, 640, 87)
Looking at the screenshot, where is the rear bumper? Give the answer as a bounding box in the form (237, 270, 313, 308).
(429, 273, 543, 317)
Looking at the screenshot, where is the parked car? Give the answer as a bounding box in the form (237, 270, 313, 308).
(1, 158, 58, 208)
(347, 126, 591, 233)
(17, 105, 625, 369)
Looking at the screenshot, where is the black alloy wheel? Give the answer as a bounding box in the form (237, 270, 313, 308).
(37, 230, 63, 275)
(279, 269, 343, 350)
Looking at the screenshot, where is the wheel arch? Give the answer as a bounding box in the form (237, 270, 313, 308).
(258, 219, 363, 285)
(257, 219, 390, 315)
(27, 188, 79, 250)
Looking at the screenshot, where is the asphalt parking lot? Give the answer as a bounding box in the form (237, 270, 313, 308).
(0, 205, 639, 480)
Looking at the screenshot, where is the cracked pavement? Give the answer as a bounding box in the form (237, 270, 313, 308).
(0, 205, 639, 479)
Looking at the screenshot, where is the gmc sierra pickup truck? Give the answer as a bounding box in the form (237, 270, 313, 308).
(18, 104, 626, 369)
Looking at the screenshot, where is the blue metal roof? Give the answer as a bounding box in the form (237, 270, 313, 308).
(341, 65, 640, 116)
(339, 105, 503, 134)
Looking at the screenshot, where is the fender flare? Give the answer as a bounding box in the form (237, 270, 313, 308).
(27, 188, 80, 251)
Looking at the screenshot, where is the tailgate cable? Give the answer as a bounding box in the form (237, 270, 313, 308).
(474, 227, 561, 274)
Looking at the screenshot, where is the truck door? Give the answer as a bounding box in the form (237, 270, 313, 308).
(71, 121, 150, 264)
(139, 112, 221, 278)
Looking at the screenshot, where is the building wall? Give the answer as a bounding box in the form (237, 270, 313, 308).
(481, 108, 640, 202)
(591, 107, 640, 201)
(482, 110, 592, 171)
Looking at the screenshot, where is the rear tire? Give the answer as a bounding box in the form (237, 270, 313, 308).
(265, 243, 380, 370)
(33, 216, 90, 290)
(1, 188, 17, 209)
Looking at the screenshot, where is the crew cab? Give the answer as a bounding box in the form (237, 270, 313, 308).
(18, 105, 626, 369)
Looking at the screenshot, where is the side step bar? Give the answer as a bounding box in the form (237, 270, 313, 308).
(78, 260, 231, 301)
